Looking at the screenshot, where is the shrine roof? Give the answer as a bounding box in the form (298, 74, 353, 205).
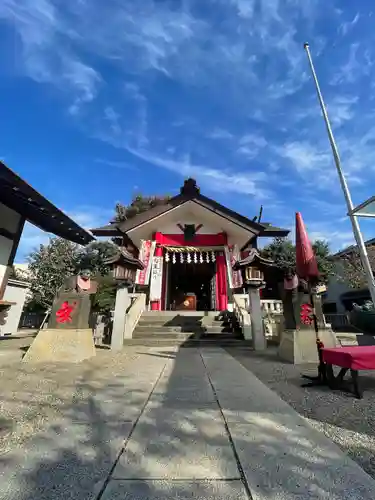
(332, 237, 375, 258)
(91, 178, 289, 241)
(104, 248, 144, 269)
(0, 161, 94, 245)
(233, 248, 275, 270)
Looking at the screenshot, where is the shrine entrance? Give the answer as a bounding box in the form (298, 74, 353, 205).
(167, 260, 216, 311)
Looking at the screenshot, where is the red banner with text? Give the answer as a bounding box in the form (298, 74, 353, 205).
(135, 240, 156, 285)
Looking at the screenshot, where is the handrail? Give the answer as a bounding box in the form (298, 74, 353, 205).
(261, 299, 283, 314)
(124, 293, 146, 339)
(233, 294, 252, 340)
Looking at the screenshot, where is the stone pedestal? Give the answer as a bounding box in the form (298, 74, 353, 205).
(248, 288, 267, 351)
(24, 292, 96, 363)
(111, 285, 130, 350)
(22, 328, 96, 363)
(278, 328, 338, 364)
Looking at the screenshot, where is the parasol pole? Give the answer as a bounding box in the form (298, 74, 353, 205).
(304, 43, 375, 306)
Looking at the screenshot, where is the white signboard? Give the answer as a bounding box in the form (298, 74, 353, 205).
(149, 255, 164, 301)
(224, 246, 234, 289)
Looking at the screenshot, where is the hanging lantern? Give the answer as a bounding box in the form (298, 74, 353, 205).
(199, 252, 203, 263)
(211, 251, 215, 262)
(172, 253, 176, 264)
(194, 252, 198, 263)
(180, 252, 184, 263)
(187, 252, 192, 263)
(165, 251, 170, 263)
(206, 252, 210, 263)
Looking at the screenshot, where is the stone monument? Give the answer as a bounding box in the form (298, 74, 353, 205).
(23, 269, 97, 363)
(278, 271, 337, 364)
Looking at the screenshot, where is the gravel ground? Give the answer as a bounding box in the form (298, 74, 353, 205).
(226, 346, 375, 479)
(0, 346, 165, 454)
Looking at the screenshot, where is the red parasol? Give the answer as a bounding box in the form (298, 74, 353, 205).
(295, 212, 319, 281)
(296, 212, 326, 386)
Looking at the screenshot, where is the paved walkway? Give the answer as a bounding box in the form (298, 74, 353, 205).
(1, 347, 375, 499)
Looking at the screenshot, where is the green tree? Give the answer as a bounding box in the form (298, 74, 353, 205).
(260, 237, 334, 283)
(76, 241, 118, 276)
(312, 240, 335, 283)
(261, 238, 296, 272)
(114, 194, 171, 222)
(26, 238, 119, 310)
(91, 274, 117, 313)
(27, 238, 79, 309)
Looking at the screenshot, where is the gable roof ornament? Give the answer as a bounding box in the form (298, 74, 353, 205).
(180, 178, 200, 197)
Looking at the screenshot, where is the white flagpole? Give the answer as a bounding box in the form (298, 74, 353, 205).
(304, 42, 375, 305)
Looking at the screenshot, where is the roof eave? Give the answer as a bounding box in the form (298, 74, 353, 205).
(0, 161, 94, 245)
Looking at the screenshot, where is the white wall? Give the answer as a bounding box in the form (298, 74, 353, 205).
(0, 202, 21, 293)
(323, 261, 351, 313)
(2, 280, 30, 334)
(0, 235, 13, 292)
(161, 219, 222, 235)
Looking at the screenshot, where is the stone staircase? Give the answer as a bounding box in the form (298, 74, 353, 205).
(123, 311, 252, 347)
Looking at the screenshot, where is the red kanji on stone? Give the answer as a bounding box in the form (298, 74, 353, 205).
(56, 301, 76, 324)
(300, 303, 313, 325)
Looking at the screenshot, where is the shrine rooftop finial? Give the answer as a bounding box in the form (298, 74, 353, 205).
(180, 178, 200, 197)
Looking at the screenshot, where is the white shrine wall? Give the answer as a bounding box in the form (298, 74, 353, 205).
(0, 203, 22, 294)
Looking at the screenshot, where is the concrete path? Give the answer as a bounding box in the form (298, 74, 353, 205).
(1, 347, 375, 499)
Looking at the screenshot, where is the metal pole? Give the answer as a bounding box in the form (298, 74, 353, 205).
(304, 42, 375, 305)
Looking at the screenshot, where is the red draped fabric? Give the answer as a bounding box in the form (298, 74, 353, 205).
(322, 346, 375, 371)
(161, 250, 167, 310)
(295, 212, 319, 280)
(216, 252, 228, 311)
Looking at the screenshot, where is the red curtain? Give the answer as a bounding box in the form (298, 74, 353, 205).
(216, 252, 228, 311)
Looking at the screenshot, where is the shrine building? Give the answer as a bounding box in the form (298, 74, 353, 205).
(92, 179, 289, 312)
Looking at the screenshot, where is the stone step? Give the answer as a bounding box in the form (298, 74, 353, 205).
(140, 311, 231, 321)
(134, 325, 233, 334)
(137, 319, 231, 327)
(141, 310, 219, 317)
(123, 338, 252, 347)
(132, 332, 242, 340)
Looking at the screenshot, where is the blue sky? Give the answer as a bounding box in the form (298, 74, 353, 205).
(1, 1, 375, 261)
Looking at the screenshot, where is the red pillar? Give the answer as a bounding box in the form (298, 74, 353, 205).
(215, 252, 228, 311)
(150, 246, 163, 311)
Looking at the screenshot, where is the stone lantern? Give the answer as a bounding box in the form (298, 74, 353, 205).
(233, 249, 274, 351)
(104, 248, 144, 350)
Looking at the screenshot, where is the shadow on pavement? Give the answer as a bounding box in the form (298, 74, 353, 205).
(1, 346, 375, 499)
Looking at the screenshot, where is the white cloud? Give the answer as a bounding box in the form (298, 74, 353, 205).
(276, 141, 331, 173)
(16, 222, 51, 260)
(208, 128, 234, 140)
(1, 0, 101, 112)
(3, 0, 375, 240)
(124, 146, 271, 199)
(327, 95, 358, 126)
(95, 158, 138, 171)
(16, 205, 113, 260)
(338, 13, 360, 36)
(0, 0, 337, 114)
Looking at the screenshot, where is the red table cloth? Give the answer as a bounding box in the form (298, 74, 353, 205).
(322, 346, 375, 371)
